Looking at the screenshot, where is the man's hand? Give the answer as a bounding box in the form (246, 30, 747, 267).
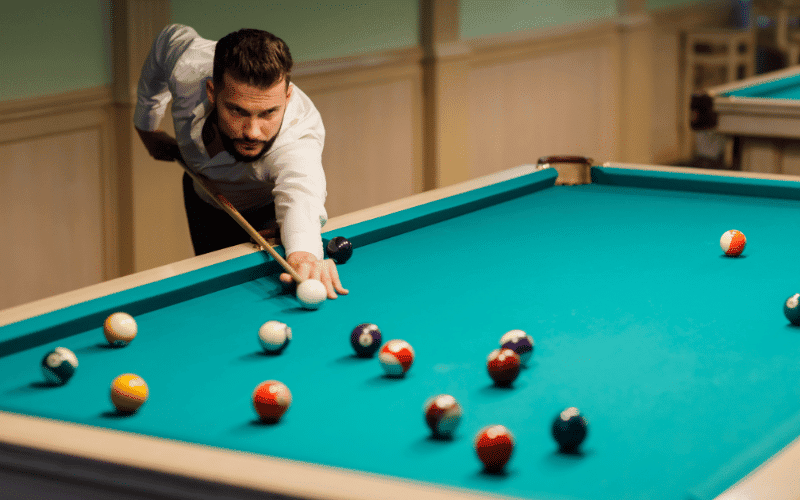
(280, 251, 349, 299)
(136, 128, 181, 162)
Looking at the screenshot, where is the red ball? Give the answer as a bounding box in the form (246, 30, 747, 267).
(252, 380, 292, 423)
(379, 340, 415, 377)
(475, 425, 514, 472)
(423, 394, 462, 438)
(487, 348, 521, 386)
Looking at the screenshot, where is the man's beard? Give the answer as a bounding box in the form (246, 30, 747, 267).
(219, 127, 278, 163)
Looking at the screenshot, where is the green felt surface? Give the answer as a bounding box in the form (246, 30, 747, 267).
(721, 71, 800, 100)
(3, 167, 800, 500)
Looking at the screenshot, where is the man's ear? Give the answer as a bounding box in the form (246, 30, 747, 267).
(206, 79, 215, 106)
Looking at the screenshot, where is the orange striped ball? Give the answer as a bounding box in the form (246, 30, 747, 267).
(111, 374, 149, 413)
(720, 229, 746, 257)
(253, 380, 292, 423)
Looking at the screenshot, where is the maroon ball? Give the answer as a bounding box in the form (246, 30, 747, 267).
(423, 394, 462, 437)
(487, 348, 521, 386)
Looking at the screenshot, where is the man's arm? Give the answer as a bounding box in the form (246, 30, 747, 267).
(134, 24, 198, 161)
(270, 118, 347, 299)
(135, 128, 181, 162)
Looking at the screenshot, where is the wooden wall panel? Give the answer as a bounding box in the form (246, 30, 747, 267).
(130, 104, 195, 274)
(310, 78, 421, 218)
(0, 130, 104, 310)
(467, 36, 620, 178)
(294, 49, 424, 218)
(651, 27, 683, 164)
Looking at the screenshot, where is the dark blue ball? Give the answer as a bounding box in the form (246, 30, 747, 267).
(350, 323, 381, 357)
(785, 294, 800, 326)
(499, 330, 534, 365)
(552, 407, 588, 452)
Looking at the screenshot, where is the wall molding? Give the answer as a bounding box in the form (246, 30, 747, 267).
(293, 46, 423, 94)
(0, 86, 111, 144)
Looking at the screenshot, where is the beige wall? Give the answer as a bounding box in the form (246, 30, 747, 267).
(0, 1, 725, 311)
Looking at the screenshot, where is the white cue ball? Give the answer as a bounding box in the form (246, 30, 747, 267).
(296, 279, 327, 310)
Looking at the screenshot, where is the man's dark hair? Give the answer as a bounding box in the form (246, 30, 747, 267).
(213, 29, 293, 90)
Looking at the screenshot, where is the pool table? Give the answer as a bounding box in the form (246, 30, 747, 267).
(2, 162, 800, 500)
(692, 65, 800, 175)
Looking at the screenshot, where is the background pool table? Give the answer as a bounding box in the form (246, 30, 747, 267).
(692, 65, 800, 175)
(1, 162, 800, 500)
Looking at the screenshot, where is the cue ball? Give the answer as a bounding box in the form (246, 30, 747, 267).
(253, 380, 292, 423)
(424, 394, 462, 438)
(720, 229, 746, 257)
(110, 374, 149, 413)
(499, 329, 534, 365)
(487, 348, 521, 386)
(258, 320, 292, 353)
(552, 407, 588, 452)
(475, 425, 514, 473)
(326, 236, 353, 264)
(41, 347, 78, 385)
(785, 293, 800, 326)
(104, 312, 138, 346)
(379, 339, 415, 377)
(296, 279, 327, 309)
(350, 323, 382, 357)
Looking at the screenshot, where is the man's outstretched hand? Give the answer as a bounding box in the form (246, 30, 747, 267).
(281, 251, 349, 299)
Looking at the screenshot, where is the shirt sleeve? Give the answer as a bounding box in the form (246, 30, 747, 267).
(271, 134, 328, 260)
(133, 24, 198, 131)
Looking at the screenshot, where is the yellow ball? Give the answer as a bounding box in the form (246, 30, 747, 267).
(110, 373, 148, 413)
(104, 312, 138, 346)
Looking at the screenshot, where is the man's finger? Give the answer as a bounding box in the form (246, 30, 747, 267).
(327, 261, 349, 295)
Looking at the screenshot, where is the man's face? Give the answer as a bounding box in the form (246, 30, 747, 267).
(206, 72, 292, 162)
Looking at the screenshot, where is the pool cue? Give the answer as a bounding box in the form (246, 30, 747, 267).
(177, 159, 304, 284)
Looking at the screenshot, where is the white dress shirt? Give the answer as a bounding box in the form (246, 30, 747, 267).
(134, 24, 328, 259)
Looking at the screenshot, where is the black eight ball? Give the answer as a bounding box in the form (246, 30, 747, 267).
(326, 236, 353, 264)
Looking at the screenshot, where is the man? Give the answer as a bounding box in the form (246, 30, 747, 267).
(134, 24, 347, 299)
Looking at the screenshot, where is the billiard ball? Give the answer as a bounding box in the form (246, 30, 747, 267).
(103, 312, 137, 346)
(423, 394, 462, 438)
(350, 323, 382, 357)
(486, 348, 521, 386)
(379, 339, 415, 377)
(785, 293, 800, 326)
(326, 236, 353, 264)
(253, 380, 292, 423)
(720, 229, 746, 257)
(296, 279, 327, 309)
(41, 347, 78, 385)
(552, 407, 588, 452)
(475, 425, 514, 473)
(110, 374, 149, 413)
(499, 329, 534, 365)
(258, 320, 292, 353)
